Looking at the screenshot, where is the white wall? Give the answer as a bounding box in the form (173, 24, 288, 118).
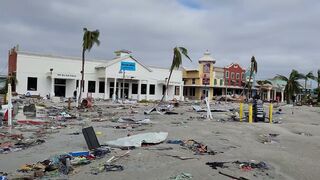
(15, 52, 184, 101)
(16, 52, 103, 98)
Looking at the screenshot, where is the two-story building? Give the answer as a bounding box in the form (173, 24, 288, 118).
(224, 63, 246, 95)
(183, 50, 215, 100)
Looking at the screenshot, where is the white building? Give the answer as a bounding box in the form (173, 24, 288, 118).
(8, 48, 184, 101)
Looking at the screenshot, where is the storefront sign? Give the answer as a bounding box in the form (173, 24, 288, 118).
(202, 63, 210, 85)
(56, 73, 77, 78)
(120, 61, 136, 71)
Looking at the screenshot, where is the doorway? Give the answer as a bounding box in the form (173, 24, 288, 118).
(54, 79, 66, 97)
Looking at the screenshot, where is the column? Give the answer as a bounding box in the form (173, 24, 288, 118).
(117, 79, 121, 99)
(146, 81, 150, 100)
(281, 90, 284, 103)
(137, 80, 141, 101)
(51, 77, 55, 98)
(104, 77, 108, 99)
(164, 85, 168, 101)
(180, 84, 183, 101)
(273, 89, 277, 101)
(128, 82, 132, 99)
(267, 89, 271, 101)
(112, 78, 117, 101)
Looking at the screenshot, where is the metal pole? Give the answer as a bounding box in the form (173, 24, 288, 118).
(8, 83, 12, 127)
(122, 70, 125, 104)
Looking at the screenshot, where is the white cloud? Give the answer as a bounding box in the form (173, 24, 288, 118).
(0, 0, 319, 80)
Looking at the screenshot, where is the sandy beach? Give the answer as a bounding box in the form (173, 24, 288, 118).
(1, 101, 319, 180)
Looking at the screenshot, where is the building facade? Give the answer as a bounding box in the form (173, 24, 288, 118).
(212, 67, 225, 96)
(8, 47, 184, 101)
(183, 50, 215, 100)
(224, 63, 246, 95)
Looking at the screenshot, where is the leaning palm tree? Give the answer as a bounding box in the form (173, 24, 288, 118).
(275, 69, 304, 104)
(301, 71, 314, 95)
(159, 47, 192, 103)
(241, 56, 257, 99)
(79, 28, 100, 102)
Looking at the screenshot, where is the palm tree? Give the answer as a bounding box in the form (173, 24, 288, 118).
(241, 56, 257, 99)
(301, 71, 314, 95)
(311, 69, 320, 102)
(275, 69, 304, 104)
(79, 28, 100, 102)
(160, 47, 191, 103)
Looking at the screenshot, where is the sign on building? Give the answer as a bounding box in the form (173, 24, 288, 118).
(120, 61, 136, 71)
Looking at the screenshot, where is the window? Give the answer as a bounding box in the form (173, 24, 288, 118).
(192, 78, 195, 84)
(231, 72, 235, 79)
(27, 77, 37, 91)
(236, 73, 240, 79)
(99, 81, 105, 93)
(242, 73, 245, 80)
(76, 80, 79, 88)
(225, 71, 229, 78)
(214, 79, 217, 85)
(132, 84, 138, 94)
(190, 87, 196, 96)
(162, 85, 166, 95)
(88, 81, 96, 93)
(141, 84, 147, 94)
(220, 79, 223, 86)
(149, 84, 155, 95)
(175, 86, 180, 95)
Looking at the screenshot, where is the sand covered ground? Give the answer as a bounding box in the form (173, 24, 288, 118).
(1, 100, 320, 180)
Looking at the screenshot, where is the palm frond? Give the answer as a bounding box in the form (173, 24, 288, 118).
(251, 56, 257, 73)
(274, 75, 288, 82)
(178, 47, 192, 62)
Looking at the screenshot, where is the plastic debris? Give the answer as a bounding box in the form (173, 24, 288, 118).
(170, 172, 192, 180)
(106, 132, 168, 148)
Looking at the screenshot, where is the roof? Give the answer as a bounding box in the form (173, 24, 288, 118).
(225, 63, 245, 70)
(95, 55, 153, 72)
(17, 51, 107, 63)
(198, 50, 216, 63)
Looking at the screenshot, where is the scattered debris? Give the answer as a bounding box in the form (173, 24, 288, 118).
(170, 172, 192, 180)
(180, 139, 217, 155)
(218, 171, 249, 180)
(105, 132, 168, 148)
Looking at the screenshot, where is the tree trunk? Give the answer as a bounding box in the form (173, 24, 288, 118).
(79, 47, 85, 104)
(159, 69, 174, 103)
(247, 70, 253, 99)
(318, 82, 320, 103)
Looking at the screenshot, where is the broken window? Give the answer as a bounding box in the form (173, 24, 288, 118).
(88, 81, 96, 93)
(27, 77, 37, 91)
(99, 81, 105, 93)
(149, 84, 155, 95)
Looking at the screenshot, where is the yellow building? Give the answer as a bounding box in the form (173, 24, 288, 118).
(183, 50, 215, 100)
